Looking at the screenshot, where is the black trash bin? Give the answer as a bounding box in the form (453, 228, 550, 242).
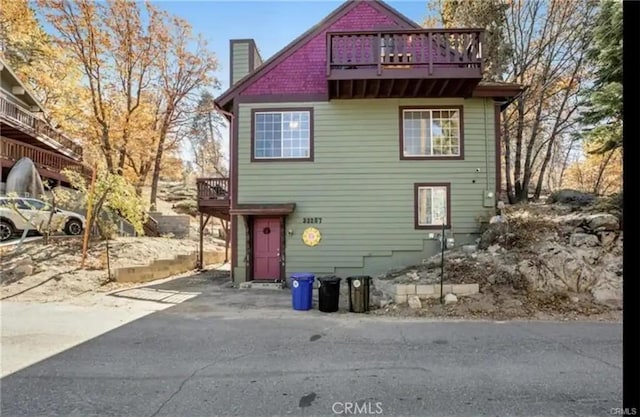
(317, 276, 341, 313)
(346, 276, 371, 313)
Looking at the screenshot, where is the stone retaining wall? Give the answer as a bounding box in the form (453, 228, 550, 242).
(393, 283, 479, 304)
(113, 249, 225, 283)
(148, 212, 192, 238)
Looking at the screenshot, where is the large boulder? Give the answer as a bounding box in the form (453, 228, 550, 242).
(516, 243, 601, 293)
(547, 189, 596, 206)
(6, 158, 45, 197)
(584, 213, 620, 232)
(516, 239, 622, 307)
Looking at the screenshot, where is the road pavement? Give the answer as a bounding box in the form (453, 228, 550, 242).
(0, 271, 622, 417)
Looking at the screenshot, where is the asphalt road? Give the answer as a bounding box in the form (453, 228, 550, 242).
(0, 273, 622, 417)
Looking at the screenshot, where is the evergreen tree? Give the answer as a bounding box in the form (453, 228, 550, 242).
(580, 0, 623, 154)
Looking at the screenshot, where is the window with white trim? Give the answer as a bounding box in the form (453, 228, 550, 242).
(402, 109, 461, 157)
(416, 185, 448, 227)
(254, 110, 311, 159)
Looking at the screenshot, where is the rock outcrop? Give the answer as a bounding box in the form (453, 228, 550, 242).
(371, 200, 622, 311)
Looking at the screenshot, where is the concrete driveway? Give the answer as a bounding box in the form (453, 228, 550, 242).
(0, 270, 623, 417)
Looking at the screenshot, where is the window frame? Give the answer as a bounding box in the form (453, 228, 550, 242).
(414, 182, 452, 230)
(23, 199, 50, 211)
(251, 107, 314, 162)
(1, 198, 30, 210)
(399, 106, 464, 160)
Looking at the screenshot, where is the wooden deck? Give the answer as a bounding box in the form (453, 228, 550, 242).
(1, 137, 91, 183)
(326, 29, 483, 98)
(197, 177, 230, 220)
(0, 96, 83, 160)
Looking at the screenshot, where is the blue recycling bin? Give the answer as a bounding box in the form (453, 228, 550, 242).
(291, 273, 315, 311)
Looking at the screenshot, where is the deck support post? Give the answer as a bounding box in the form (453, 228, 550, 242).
(198, 212, 204, 270)
(198, 212, 212, 270)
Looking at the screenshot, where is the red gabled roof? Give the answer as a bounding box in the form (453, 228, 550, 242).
(215, 0, 421, 109)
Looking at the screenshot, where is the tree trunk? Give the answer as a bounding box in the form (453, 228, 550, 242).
(512, 96, 526, 202)
(81, 167, 98, 268)
(221, 219, 230, 263)
(150, 123, 170, 211)
(593, 149, 615, 195)
(117, 148, 127, 174)
(503, 117, 515, 204)
(534, 140, 556, 200)
(102, 126, 115, 173)
(134, 162, 151, 197)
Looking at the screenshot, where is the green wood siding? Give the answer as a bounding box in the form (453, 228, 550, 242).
(234, 98, 496, 280)
(231, 42, 250, 85)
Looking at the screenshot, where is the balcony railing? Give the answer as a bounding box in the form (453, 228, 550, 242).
(327, 29, 483, 78)
(1, 137, 91, 178)
(0, 96, 83, 158)
(196, 177, 230, 208)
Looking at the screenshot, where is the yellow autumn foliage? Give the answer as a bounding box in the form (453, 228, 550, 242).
(563, 145, 622, 196)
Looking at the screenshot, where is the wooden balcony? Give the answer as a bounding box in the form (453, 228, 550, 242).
(1, 137, 91, 183)
(327, 29, 484, 99)
(197, 177, 230, 219)
(0, 95, 83, 160)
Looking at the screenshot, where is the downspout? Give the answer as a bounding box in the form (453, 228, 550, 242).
(213, 103, 235, 281)
(483, 99, 491, 195)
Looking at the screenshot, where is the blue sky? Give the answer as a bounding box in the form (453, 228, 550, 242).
(156, 1, 430, 94)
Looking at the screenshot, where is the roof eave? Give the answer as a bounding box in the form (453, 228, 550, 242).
(0, 56, 46, 113)
(472, 82, 525, 110)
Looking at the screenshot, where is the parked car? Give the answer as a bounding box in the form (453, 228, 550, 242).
(0, 196, 86, 242)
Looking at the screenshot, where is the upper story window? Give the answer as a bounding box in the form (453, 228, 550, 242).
(400, 107, 463, 160)
(252, 108, 313, 161)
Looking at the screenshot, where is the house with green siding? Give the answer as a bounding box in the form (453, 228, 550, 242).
(196, 0, 522, 283)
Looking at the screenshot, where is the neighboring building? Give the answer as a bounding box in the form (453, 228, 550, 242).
(198, 0, 522, 282)
(0, 56, 87, 192)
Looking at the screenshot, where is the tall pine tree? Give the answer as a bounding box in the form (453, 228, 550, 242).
(580, 0, 623, 154)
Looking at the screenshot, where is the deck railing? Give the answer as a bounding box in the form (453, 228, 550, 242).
(327, 29, 483, 76)
(0, 137, 90, 177)
(196, 177, 230, 202)
(0, 96, 83, 158)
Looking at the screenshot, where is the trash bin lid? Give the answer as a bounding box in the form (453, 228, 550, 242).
(346, 275, 372, 282)
(291, 273, 315, 281)
(317, 275, 341, 283)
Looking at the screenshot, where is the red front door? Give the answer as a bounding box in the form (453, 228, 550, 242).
(252, 217, 281, 280)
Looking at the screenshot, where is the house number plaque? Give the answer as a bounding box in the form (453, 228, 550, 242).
(303, 217, 322, 224)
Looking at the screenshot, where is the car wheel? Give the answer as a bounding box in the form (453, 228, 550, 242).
(64, 218, 83, 236)
(0, 220, 14, 242)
